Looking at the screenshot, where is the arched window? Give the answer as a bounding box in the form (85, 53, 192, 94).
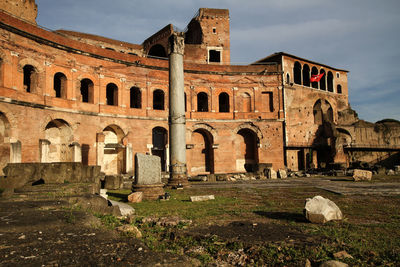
(313, 100, 323, 125)
(327, 71, 334, 92)
(153, 89, 165, 110)
(286, 73, 290, 84)
(54, 72, 67, 98)
(148, 44, 167, 58)
(242, 92, 251, 112)
(311, 67, 318, 89)
(80, 78, 94, 103)
(293, 61, 302, 85)
(218, 92, 229, 112)
(337, 84, 342, 94)
(319, 69, 326, 90)
(130, 87, 141, 109)
(23, 65, 37, 93)
(106, 83, 118, 106)
(303, 64, 310, 87)
(197, 92, 208, 112)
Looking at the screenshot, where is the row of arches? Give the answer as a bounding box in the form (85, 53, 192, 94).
(291, 61, 342, 94)
(19, 65, 259, 113)
(0, 109, 261, 175)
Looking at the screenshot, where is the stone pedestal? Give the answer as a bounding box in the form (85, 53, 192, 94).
(132, 183, 164, 200)
(133, 153, 164, 200)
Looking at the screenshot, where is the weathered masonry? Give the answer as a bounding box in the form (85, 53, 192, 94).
(0, 1, 399, 180)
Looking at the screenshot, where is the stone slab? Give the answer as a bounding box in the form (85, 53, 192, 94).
(353, 169, 372, 181)
(190, 195, 215, 202)
(135, 153, 161, 185)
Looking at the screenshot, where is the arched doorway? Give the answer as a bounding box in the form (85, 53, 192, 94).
(148, 44, 167, 58)
(190, 129, 214, 174)
(44, 119, 73, 162)
(103, 125, 125, 175)
(152, 127, 168, 172)
(236, 128, 259, 172)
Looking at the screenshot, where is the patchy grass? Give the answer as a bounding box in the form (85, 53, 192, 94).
(108, 183, 400, 266)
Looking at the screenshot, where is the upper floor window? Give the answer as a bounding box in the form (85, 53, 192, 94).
(23, 64, 37, 93)
(153, 89, 165, 110)
(327, 71, 334, 92)
(337, 84, 342, 94)
(219, 92, 230, 112)
(197, 92, 209, 112)
(130, 87, 141, 109)
(319, 69, 326, 91)
(293, 61, 301, 85)
(208, 49, 221, 63)
(54, 72, 67, 99)
(80, 78, 94, 103)
(302, 64, 310, 87)
(311, 67, 319, 89)
(106, 83, 118, 106)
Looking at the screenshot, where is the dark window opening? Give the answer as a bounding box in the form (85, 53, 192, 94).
(327, 106, 334, 122)
(148, 44, 167, 58)
(152, 127, 168, 171)
(337, 84, 342, 94)
(212, 27, 216, 34)
(80, 78, 94, 103)
(286, 73, 290, 84)
(54, 72, 67, 98)
(153, 89, 165, 110)
(0, 58, 3, 87)
(106, 83, 118, 106)
(130, 87, 141, 109)
(219, 92, 229, 112)
(311, 67, 319, 89)
(197, 92, 208, 112)
(327, 71, 334, 92)
(23, 65, 36, 93)
(293, 61, 302, 85)
(303, 64, 310, 87)
(184, 92, 187, 112)
(209, 50, 221, 63)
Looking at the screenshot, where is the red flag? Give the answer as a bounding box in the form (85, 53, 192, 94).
(310, 73, 324, 82)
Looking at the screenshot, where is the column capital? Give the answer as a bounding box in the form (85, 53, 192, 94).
(168, 32, 185, 55)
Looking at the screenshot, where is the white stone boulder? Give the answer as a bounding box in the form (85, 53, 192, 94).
(353, 169, 372, 181)
(304, 196, 343, 224)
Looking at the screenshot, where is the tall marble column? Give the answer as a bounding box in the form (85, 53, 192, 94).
(167, 32, 188, 188)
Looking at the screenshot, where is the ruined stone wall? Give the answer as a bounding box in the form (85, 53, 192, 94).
(0, 10, 285, 176)
(282, 56, 350, 170)
(0, 0, 37, 24)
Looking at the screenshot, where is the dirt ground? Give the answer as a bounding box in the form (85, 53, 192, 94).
(0, 199, 195, 267)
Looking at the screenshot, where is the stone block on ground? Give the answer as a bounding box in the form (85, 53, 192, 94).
(278, 169, 287, 179)
(319, 260, 348, 267)
(135, 153, 161, 185)
(353, 169, 372, 181)
(268, 168, 277, 179)
(128, 192, 143, 203)
(115, 225, 142, 238)
(104, 175, 122, 190)
(304, 195, 343, 224)
(108, 200, 135, 217)
(190, 195, 215, 202)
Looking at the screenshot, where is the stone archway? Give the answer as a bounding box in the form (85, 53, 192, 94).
(152, 127, 168, 172)
(189, 128, 214, 175)
(236, 128, 259, 172)
(44, 119, 73, 162)
(103, 125, 125, 175)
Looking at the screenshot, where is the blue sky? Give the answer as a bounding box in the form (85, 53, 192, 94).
(35, 0, 400, 123)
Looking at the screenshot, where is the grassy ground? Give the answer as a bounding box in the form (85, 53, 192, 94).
(107, 178, 400, 266)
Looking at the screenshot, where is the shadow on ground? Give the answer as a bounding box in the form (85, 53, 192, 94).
(254, 211, 308, 223)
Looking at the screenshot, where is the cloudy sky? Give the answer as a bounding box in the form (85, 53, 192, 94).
(35, 0, 400, 123)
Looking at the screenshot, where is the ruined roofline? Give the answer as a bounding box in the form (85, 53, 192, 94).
(55, 29, 142, 50)
(253, 52, 349, 73)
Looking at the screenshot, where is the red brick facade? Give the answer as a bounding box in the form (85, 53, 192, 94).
(1, 3, 398, 177)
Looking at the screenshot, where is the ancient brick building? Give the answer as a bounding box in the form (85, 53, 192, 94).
(0, 1, 398, 178)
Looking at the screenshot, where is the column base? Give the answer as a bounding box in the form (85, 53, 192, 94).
(167, 173, 189, 188)
(132, 183, 165, 200)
